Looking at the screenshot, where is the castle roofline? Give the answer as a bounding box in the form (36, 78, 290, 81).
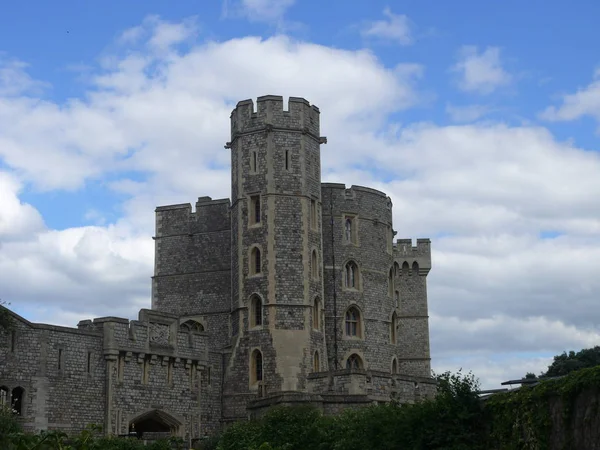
(232, 95, 320, 116)
(321, 182, 389, 199)
(155, 203, 191, 212)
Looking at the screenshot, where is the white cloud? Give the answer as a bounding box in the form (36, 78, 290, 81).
(445, 104, 491, 122)
(222, 0, 295, 23)
(1, 16, 599, 389)
(451, 46, 512, 94)
(541, 68, 600, 123)
(0, 172, 45, 241)
(0, 54, 48, 97)
(361, 8, 413, 45)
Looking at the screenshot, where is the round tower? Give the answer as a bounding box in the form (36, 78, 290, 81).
(321, 184, 397, 373)
(228, 95, 327, 399)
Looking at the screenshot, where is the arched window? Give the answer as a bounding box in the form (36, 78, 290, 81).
(250, 195, 261, 226)
(180, 320, 204, 333)
(345, 218, 353, 242)
(388, 268, 394, 297)
(345, 307, 361, 337)
(311, 250, 318, 280)
(344, 261, 358, 289)
(391, 358, 398, 374)
(346, 354, 363, 370)
(250, 247, 262, 275)
(390, 312, 398, 344)
(11, 387, 24, 415)
(313, 351, 320, 372)
(402, 261, 409, 275)
(251, 349, 263, 384)
(250, 295, 263, 328)
(395, 291, 400, 308)
(313, 297, 320, 330)
(0, 386, 8, 405)
(412, 261, 419, 274)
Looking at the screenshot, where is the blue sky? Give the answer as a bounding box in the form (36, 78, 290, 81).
(2, 0, 600, 388)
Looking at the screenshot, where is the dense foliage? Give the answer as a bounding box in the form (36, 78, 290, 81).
(544, 346, 600, 377)
(209, 370, 488, 450)
(0, 420, 187, 450)
(486, 364, 600, 449)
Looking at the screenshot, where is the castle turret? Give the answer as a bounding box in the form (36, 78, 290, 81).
(321, 184, 396, 372)
(225, 96, 328, 417)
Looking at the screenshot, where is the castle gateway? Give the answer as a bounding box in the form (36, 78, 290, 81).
(0, 96, 435, 440)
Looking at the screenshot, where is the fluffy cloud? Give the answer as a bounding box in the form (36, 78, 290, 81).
(0, 172, 45, 240)
(361, 8, 413, 45)
(0, 173, 152, 322)
(541, 68, 600, 123)
(451, 46, 512, 94)
(1, 16, 599, 389)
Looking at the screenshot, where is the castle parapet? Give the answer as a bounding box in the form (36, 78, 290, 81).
(88, 311, 209, 364)
(155, 197, 231, 237)
(230, 95, 321, 141)
(393, 239, 431, 275)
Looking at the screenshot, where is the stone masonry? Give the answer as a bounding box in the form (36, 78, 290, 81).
(0, 95, 436, 440)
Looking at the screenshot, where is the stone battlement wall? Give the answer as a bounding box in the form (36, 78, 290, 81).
(230, 96, 320, 139)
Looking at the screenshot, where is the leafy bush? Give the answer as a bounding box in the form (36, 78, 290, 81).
(215, 370, 486, 450)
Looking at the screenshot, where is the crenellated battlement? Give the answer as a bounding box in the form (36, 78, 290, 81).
(80, 310, 209, 363)
(155, 196, 231, 237)
(393, 238, 431, 275)
(229, 95, 321, 142)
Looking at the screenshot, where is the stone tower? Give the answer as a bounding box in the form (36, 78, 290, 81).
(225, 96, 328, 416)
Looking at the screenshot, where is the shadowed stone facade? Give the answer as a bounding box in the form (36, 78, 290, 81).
(0, 96, 435, 440)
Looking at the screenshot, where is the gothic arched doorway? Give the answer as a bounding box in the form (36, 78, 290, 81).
(129, 409, 182, 439)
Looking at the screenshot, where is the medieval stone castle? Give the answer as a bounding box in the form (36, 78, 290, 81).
(0, 96, 434, 441)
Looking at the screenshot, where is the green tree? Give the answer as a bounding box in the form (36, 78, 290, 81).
(545, 346, 600, 377)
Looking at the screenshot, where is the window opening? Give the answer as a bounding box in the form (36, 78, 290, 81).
(345, 308, 360, 337)
(345, 218, 353, 242)
(311, 250, 318, 279)
(251, 151, 258, 173)
(251, 247, 262, 275)
(252, 350, 263, 384)
(345, 262, 358, 289)
(251, 295, 263, 327)
(0, 386, 8, 405)
(346, 354, 361, 370)
(250, 195, 261, 225)
(11, 387, 24, 415)
(391, 313, 397, 344)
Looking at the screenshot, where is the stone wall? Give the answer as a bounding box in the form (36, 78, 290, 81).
(321, 183, 396, 373)
(393, 239, 432, 377)
(0, 313, 105, 434)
